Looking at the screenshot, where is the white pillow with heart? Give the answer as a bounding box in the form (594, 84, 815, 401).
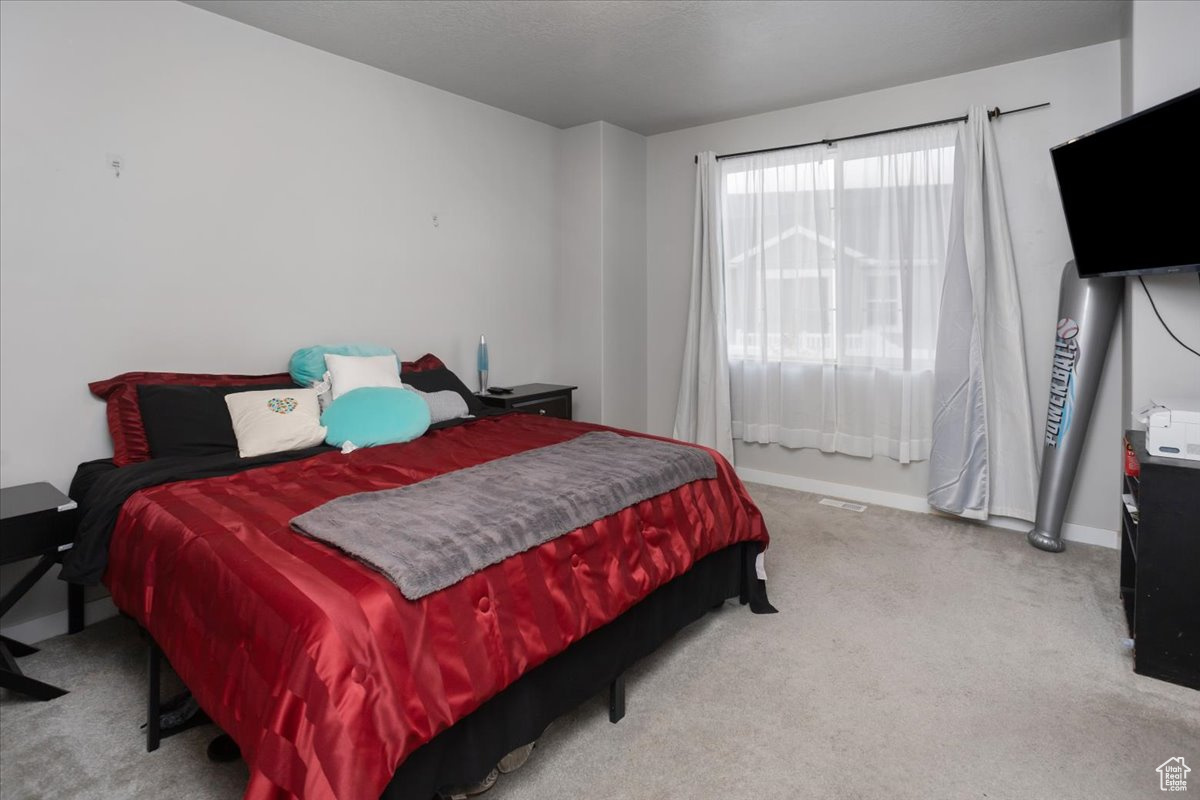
(324, 353, 405, 400)
(225, 388, 326, 458)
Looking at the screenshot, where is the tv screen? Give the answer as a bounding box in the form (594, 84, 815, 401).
(1050, 87, 1200, 278)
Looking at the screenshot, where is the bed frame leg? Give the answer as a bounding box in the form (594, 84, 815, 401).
(608, 673, 625, 724)
(147, 641, 161, 752)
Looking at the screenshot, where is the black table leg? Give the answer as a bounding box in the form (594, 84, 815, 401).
(1, 635, 38, 657)
(0, 638, 67, 701)
(67, 582, 85, 634)
(0, 554, 56, 618)
(0, 553, 70, 700)
(0, 664, 68, 700)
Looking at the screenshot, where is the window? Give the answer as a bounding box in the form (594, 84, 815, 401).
(721, 125, 957, 462)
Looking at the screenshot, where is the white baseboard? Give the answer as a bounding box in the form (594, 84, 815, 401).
(0, 597, 119, 645)
(972, 513, 1119, 549)
(736, 466, 1119, 550)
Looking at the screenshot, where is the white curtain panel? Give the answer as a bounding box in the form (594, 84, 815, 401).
(928, 107, 1039, 521)
(673, 152, 735, 461)
(723, 126, 956, 464)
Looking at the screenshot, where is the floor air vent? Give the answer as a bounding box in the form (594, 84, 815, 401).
(819, 498, 867, 512)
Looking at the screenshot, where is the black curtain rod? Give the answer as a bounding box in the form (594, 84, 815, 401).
(695, 102, 1050, 163)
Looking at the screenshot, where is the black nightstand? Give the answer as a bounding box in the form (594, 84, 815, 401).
(478, 384, 577, 420)
(1, 482, 84, 700)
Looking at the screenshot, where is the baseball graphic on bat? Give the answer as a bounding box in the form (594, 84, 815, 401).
(1056, 317, 1079, 339)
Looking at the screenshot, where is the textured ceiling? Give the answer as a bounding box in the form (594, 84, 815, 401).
(184, 0, 1125, 135)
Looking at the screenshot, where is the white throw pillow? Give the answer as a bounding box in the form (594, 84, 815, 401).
(324, 353, 404, 400)
(225, 388, 327, 458)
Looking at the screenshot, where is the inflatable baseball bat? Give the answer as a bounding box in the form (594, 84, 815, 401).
(1027, 261, 1122, 552)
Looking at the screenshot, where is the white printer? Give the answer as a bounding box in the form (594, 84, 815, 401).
(1141, 404, 1200, 461)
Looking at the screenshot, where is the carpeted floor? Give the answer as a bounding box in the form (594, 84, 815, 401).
(2, 483, 1196, 800)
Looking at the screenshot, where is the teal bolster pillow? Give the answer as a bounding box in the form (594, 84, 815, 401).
(289, 343, 398, 386)
(321, 387, 431, 448)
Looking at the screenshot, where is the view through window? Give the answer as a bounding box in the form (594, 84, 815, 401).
(721, 132, 956, 372)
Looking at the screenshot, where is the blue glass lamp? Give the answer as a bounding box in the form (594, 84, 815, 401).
(477, 335, 489, 393)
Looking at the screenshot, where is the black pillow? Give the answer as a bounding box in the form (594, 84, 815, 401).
(400, 367, 484, 415)
(137, 383, 295, 458)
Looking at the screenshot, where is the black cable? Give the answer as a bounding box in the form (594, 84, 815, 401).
(1138, 275, 1200, 358)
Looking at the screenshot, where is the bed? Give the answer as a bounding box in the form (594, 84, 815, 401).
(65, 370, 773, 800)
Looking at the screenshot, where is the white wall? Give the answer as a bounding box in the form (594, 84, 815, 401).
(1118, 4, 1134, 424)
(1119, 2, 1134, 119)
(646, 42, 1125, 533)
(555, 123, 605, 422)
(600, 123, 648, 432)
(1124, 0, 1200, 415)
(0, 0, 561, 629)
(555, 121, 647, 430)
(1129, 0, 1200, 121)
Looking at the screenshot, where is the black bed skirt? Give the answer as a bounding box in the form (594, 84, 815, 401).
(383, 541, 772, 800)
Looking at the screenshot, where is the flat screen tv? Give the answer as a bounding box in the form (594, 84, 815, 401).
(1050, 87, 1200, 278)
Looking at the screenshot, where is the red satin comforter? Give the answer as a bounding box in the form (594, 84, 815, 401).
(104, 413, 769, 800)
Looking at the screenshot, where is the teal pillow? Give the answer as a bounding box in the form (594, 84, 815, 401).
(289, 343, 398, 386)
(321, 387, 431, 448)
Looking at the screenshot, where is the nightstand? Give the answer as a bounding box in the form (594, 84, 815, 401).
(1, 482, 84, 700)
(478, 384, 577, 420)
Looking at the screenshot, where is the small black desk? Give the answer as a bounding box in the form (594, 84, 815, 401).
(1, 482, 83, 700)
(478, 383, 577, 420)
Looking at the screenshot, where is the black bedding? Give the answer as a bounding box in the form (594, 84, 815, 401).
(135, 383, 295, 458)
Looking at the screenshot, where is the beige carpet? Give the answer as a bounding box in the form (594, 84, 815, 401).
(2, 483, 1196, 799)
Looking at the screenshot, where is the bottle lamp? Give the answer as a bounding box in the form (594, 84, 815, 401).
(477, 335, 489, 394)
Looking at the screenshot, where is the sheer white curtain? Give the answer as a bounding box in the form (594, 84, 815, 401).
(724, 125, 956, 463)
